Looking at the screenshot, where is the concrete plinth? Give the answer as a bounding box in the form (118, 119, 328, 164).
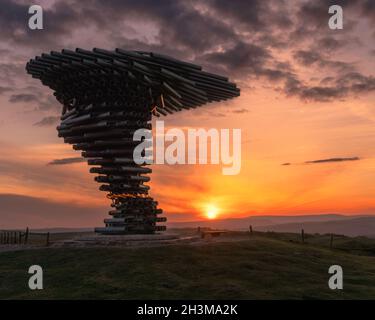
(56, 233, 199, 248)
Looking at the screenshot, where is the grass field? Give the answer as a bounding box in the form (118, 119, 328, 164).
(0, 231, 375, 299)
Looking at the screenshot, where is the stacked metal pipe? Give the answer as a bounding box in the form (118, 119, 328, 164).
(26, 48, 240, 234)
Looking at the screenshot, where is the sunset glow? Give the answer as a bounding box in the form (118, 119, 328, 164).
(205, 204, 219, 220)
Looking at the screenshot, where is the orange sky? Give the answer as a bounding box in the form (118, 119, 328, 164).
(0, 87, 374, 226)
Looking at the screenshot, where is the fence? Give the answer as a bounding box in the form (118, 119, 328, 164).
(0, 228, 50, 246)
(197, 225, 340, 249)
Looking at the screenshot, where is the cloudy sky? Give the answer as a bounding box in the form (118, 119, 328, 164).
(0, 0, 374, 228)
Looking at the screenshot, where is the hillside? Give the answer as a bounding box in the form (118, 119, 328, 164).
(257, 217, 375, 237)
(0, 231, 375, 299)
(168, 215, 375, 237)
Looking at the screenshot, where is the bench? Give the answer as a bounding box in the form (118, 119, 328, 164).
(200, 230, 228, 239)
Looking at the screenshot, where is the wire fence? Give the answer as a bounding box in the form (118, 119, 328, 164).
(0, 228, 50, 246)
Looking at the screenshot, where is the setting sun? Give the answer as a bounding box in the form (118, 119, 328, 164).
(205, 204, 219, 219)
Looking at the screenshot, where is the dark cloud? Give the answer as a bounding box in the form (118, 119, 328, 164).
(0, 86, 13, 94)
(208, 0, 293, 31)
(294, 0, 359, 35)
(0, 0, 374, 103)
(198, 41, 297, 86)
(282, 157, 360, 166)
(48, 157, 86, 165)
(8, 89, 60, 112)
(293, 50, 354, 72)
(286, 81, 344, 101)
(33, 116, 60, 127)
(293, 50, 322, 65)
(361, 0, 375, 21)
(9, 93, 38, 103)
(0, 0, 91, 48)
(316, 37, 344, 51)
(284, 72, 375, 102)
(0, 0, 29, 42)
(207, 0, 267, 30)
(200, 41, 271, 74)
(84, 0, 239, 56)
(305, 157, 360, 164)
(320, 76, 335, 85)
(232, 108, 249, 114)
(336, 72, 375, 91)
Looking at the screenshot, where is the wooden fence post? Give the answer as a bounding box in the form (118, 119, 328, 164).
(330, 234, 334, 249)
(24, 227, 29, 245)
(301, 229, 305, 243)
(46, 232, 50, 246)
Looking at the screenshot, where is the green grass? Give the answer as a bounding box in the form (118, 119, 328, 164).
(0, 232, 375, 299)
(247, 231, 375, 256)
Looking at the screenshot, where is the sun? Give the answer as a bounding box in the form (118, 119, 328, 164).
(205, 204, 219, 219)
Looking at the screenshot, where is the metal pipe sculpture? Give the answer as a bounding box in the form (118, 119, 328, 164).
(26, 48, 240, 234)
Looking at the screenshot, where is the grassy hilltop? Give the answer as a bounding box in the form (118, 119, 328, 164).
(0, 231, 375, 299)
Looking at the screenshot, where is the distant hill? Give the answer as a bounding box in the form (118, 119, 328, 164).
(257, 217, 375, 237)
(168, 214, 375, 237)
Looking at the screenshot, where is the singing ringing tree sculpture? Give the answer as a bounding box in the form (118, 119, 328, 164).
(26, 48, 240, 234)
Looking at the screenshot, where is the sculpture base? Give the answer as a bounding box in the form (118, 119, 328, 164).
(99, 195, 167, 234)
(56, 233, 199, 247)
(95, 225, 166, 235)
